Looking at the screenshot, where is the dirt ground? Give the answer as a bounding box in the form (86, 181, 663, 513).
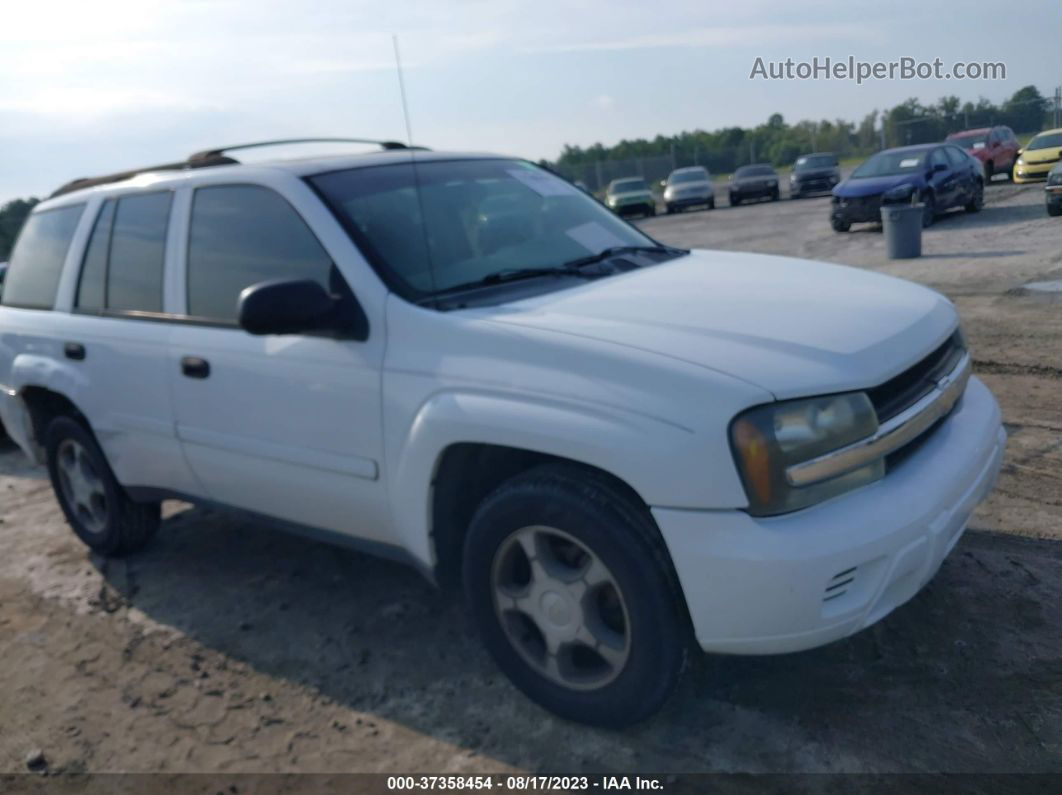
(1, 179, 1059, 777)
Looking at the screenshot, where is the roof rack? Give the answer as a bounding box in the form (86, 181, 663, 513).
(50, 137, 424, 198)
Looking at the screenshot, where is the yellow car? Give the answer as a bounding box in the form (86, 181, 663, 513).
(1013, 128, 1062, 183)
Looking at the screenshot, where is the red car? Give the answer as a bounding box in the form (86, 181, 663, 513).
(946, 126, 1020, 181)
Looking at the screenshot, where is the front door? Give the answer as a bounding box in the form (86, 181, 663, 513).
(167, 183, 391, 543)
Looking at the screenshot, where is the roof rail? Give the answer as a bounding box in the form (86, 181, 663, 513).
(50, 137, 424, 198)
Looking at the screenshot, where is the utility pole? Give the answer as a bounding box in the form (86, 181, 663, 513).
(1055, 86, 1061, 128)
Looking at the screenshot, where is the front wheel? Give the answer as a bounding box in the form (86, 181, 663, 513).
(45, 416, 160, 556)
(462, 465, 688, 727)
(1047, 202, 1062, 217)
(831, 216, 851, 232)
(965, 181, 984, 213)
(921, 193, 937, 228)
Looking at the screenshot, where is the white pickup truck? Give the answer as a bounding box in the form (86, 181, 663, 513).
(0, 142, 1005, 726)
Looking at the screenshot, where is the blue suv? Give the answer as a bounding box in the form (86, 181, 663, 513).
(831, 144, 984, 232)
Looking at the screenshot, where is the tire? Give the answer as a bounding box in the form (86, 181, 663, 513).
(707, 197, 715, 210)
(730, 194, 740, 206)
(45, 416, 160, 556)
(965, 181, 984, 213)
(645, 205, 656, 217)
(665, 204, 675, 215)
(984, 162, 994, 182)
(921, 193, 936, 228)
(1048, 202, 1062, 217)
(771, 189, 780, 201)
(462, 464, 688, 727)
(831, 216, 851, 232)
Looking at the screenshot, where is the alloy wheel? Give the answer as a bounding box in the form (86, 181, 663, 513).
(56, 439, 109, 534)
(491, 525, 631, 690)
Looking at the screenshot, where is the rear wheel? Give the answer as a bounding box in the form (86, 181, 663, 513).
(1048, 202, 1062, 217)
(45, 416, 159, 556)
(462, 465, 688, 727)
(965, 181, 984, 213)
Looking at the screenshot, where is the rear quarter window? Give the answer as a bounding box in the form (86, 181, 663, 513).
(0, 204, 86, 309)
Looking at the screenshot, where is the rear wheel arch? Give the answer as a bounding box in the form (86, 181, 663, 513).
(19, 386, 90, 450)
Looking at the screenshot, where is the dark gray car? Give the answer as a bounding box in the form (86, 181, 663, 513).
(790, 152, 840, 198)
(729, 164, 780, 205)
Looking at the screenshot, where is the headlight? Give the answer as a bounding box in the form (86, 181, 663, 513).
(1048, 173, 1062, 186)
(883, 183, 916, 204)
(730, 392, 882, 516)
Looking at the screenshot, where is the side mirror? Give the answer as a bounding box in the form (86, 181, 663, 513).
(1016, 148, 1024, 157)
(238, 279, 337, 336)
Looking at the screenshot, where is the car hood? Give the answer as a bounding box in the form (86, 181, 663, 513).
(835, 173, 922, 198)
(1021, 146, 1062, 165)
(475, 251, 956, 400)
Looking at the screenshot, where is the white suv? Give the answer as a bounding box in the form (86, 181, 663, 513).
(0, 141, 1005, 726)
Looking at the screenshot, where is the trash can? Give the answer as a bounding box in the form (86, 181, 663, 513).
(880, 204, 923, 259)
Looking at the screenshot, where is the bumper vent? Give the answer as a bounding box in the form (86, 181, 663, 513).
(823, 566, 858, 602)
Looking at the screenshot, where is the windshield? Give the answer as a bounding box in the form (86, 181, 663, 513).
(1027, 132, 1062, 151)
(947, 133, 988, 150)
(735, 165, 775, 177)
(794, 155, 837, 171)
(668, 170, 708, 184)
(610, 178, 648, 193)
(851, 150, 927, 178)
(311, 159, 655, 295)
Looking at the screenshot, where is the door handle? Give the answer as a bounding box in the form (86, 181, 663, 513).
(64, 342, 86, 361)
(180, 356, 211, 379)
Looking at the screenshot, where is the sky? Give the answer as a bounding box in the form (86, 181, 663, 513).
(2, 0, 1061, 204)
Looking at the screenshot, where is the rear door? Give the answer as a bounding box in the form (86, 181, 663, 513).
(166, 179, 392, 543)
(56, 191, 200, 495)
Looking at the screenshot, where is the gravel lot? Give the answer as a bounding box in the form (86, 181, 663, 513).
(1, 179, 1059, 777)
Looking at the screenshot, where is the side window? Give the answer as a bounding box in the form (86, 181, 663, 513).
(0, 204, 86, 310)
(929, 149, 949, 170)
(187, 185, 334, 322)
(944, 147, 967, 168)
(106, 192, 172, 313)
(76, 200, 116, 311)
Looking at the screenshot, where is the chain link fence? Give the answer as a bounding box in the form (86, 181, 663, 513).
(553, 155, 682, 195)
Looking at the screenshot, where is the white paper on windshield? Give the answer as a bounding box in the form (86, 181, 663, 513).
(566, 221, 627, 252)
(507, 169, 580, 197)
(972, 142, 986, 149)
(899, 158, 920, 168)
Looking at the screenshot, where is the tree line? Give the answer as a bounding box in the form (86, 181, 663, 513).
(553, 85, 1054, 175)
(0, 198, 38, 262)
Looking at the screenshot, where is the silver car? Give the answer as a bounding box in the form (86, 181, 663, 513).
(663, 166, 715, 213)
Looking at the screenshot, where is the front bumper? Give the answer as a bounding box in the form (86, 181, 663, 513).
(1013, 162, 1055, 183)
(832, 195, 883, 224)
(653, 375, 1004, 655)
(666, 193, 713, 209)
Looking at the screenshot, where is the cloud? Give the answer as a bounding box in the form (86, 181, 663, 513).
(520, 24, 874, 54)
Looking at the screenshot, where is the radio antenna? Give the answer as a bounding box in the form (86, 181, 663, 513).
(392, 34, 414, 146)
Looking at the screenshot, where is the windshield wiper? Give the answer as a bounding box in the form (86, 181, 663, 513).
(422, 266, 598, 303)
(561, 244, 688, 270)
